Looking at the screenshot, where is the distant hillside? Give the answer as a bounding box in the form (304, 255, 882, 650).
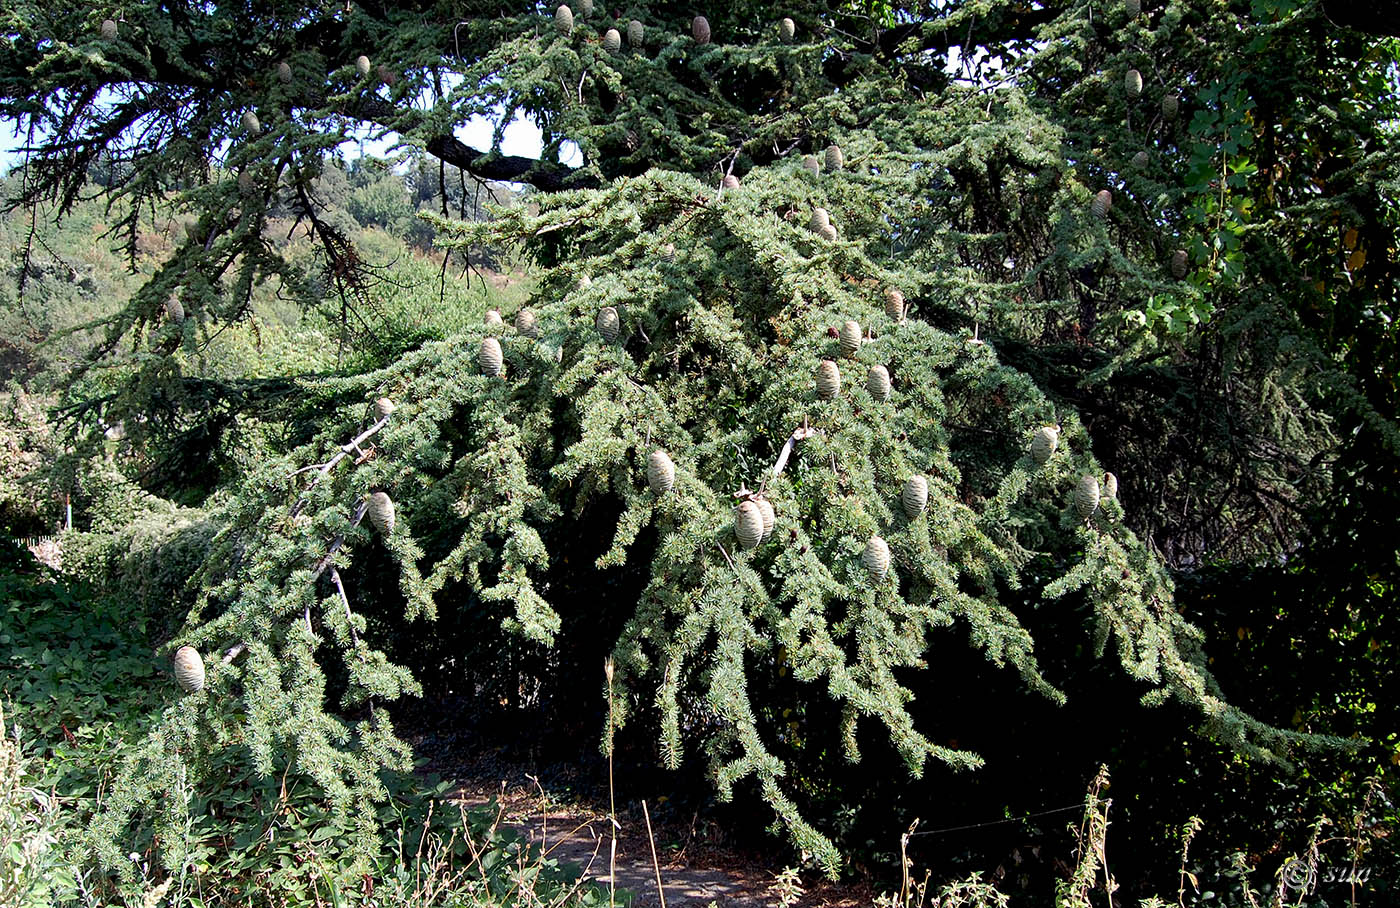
(0, 154, 532, 518)
(1, 154, 527, 387)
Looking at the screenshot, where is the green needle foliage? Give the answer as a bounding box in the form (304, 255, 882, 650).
(3, 0, 1396, 888)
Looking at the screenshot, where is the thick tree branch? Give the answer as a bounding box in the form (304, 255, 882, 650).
(824, 5, 1059, 86)
(424, 134, 592, 191)
(5, 3, 1067, 199)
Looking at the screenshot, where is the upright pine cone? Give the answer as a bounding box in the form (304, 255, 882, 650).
(1103, 471, 1119, 500)
(862, 535, 891, 580)
(356, 55, 372, 76)
(809, 207, 831, 232)
(866, 364, 891, 401)
(173, 646, 206, 694)
(596, 306, 621, 342)
(603, 28, 622, 52)
(479, 337, 504, 376)
(734, 501, 764, 550)
(237, 171, 256, 194)
(555, 5, 574, 35)
(825, 144, 844, 172)
(661, 242, 676, 263)
(1125, 0, 1140, 17)
(276, 61, 293, 84)
(377, 64, 397, 87)
(647, 450, 676, 494)
(368, 491, 396, 535)
(802, 155, 820, 175)
(721, 174, 740, 189)
(515, 308, 539, 338)
(884, 287, 906, 320)
(485, 308, 504, 327)
(374, 397, 396, 419)
(1031, 425, 1060, 464)
(1131, 150, 1150, 169)
(1091, 189, 1113, 218)
(1125, 68, 1143, 98)
(165, 296, 185, 324)
(578, 0, 593, 16)
(627, 19, 644, 48)
(1075, 475, 1101, 519)
(692, 16, 710, 44)
(817, 223, 838, 242)
(100, 19, 118, 40)
(1162, 93, 1180, 120)
(779, 17, 796, 43)
(816, 360, 841, 399)
(1171, 249, 1189, 280)
(755, 498, 776, 539)
(839, 320, 862, 357)
(902, 475, 928, 518)
(242, 111, 261, 135)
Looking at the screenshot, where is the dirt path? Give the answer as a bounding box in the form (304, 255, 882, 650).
(412, 735, 873, 908)
(453, 776, 774, 908)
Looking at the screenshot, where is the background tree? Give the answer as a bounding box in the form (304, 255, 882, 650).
(1, 0, 1396, 901)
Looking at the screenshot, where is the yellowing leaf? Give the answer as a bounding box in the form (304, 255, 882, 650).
(1344, 228, 1359, 249)
(1348, 248, 1367, 271)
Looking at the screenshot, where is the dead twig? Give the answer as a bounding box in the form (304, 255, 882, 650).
(311, 498, 370, 581)
(642, 800, 668, 908)
(289, 414, 392, 517)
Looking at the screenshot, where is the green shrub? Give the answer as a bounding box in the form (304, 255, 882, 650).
(0, 707, 72, 908)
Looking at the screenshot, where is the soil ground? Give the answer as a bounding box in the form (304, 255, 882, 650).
(409, 732, 877, 908)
